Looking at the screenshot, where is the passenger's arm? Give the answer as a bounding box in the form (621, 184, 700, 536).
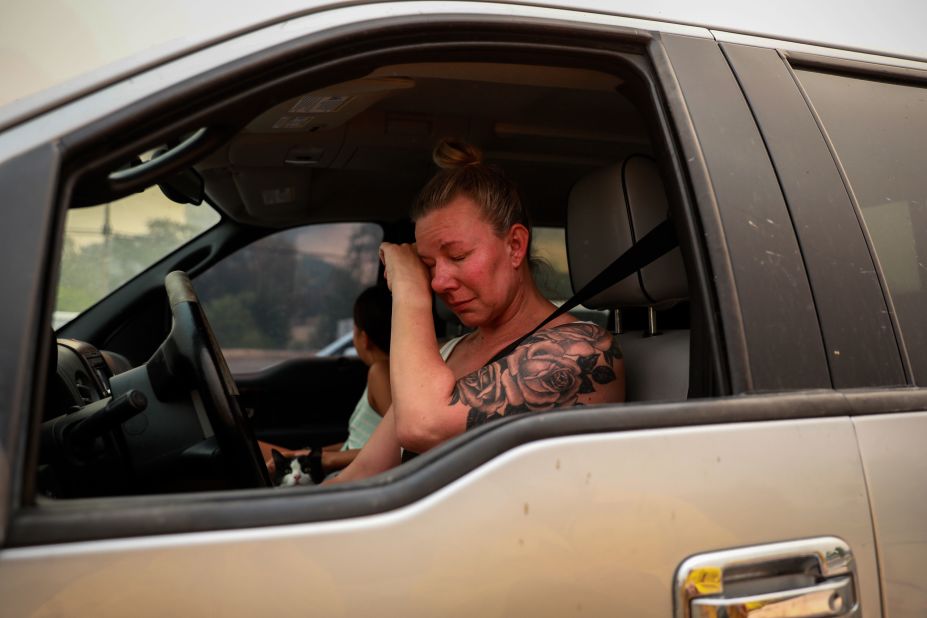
(321, 448, 359, 471)
(323, 408, 402, 484)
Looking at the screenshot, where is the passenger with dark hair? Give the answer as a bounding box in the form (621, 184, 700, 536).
(319, 285, 392, 472)
(329, 140, 624, 484)
(261, 285, 392, 480)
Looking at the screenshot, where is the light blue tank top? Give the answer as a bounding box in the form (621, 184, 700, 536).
(341, 385, 382, 451)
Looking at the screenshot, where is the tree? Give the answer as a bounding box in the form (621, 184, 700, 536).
(56, 217, 202, 314)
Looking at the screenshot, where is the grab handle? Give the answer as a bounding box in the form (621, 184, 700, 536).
(107, 127, 212, 192)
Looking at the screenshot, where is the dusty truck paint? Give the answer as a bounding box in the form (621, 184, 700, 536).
(1, 420, 880, 616)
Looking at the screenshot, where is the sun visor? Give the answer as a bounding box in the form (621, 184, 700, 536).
(232, 168, 311, 223)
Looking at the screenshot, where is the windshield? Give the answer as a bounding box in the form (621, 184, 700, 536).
(54, 186, 220, 328)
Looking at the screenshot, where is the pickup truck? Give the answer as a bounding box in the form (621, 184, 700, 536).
(0, 2, 925, 616)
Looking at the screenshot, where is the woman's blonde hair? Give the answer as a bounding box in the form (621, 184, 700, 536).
(412, 139, 531, 242)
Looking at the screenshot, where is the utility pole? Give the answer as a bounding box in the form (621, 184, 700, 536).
(102, 202, 112, 290)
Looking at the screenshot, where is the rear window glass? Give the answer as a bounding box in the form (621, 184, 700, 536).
(796, 68, 927, 382)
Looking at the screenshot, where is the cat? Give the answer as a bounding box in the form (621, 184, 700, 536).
(271, 449, 314, 487)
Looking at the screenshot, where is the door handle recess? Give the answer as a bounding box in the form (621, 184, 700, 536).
(675, 537, 859, 618)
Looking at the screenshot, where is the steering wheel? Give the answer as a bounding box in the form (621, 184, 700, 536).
(156, 270, 270, 488)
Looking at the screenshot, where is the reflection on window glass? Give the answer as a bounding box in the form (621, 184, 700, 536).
(533, 227, 606, 326)
(196, 223, 382, 373)
(533, 227, 573, 300)
(863, 202, 920, 294)
(55, 186, 220, 328)
(796, 68, 927, 382)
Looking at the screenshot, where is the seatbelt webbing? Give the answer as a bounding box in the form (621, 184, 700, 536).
(484, 218, 678, 367)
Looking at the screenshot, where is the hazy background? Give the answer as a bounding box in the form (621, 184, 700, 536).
(2, 0, 925, 112)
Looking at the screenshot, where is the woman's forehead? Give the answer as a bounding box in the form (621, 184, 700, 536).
(415, 197, 493, 246)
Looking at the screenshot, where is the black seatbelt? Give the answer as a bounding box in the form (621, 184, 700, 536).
(484, 218, 679, 367)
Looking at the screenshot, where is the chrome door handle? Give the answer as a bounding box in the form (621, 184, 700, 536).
(691, 575, 853, 617)
(675, 537, 860, 618)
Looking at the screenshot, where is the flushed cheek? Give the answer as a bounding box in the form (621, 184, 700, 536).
(460, 271, 498, 310)
(464, 252, 502, 289)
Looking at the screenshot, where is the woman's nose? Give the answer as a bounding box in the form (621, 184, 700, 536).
(430, 261, 457, 294)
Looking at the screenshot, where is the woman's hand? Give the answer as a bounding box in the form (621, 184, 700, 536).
(379, 242, 431, 303)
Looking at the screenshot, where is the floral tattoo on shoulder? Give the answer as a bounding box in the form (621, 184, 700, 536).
(452, 322, 622, 429)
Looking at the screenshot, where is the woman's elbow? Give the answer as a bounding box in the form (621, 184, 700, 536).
(394, 413, 448, 453)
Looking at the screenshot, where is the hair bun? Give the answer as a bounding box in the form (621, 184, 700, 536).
(433, 139, 483, 169)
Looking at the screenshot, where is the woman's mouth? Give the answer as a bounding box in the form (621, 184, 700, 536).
(448, 298, 474, 310)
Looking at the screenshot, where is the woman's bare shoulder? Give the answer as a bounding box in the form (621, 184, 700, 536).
(454, 321, 624, 429)
(541, 321, 621, 350)
(526, 321, 623, 364)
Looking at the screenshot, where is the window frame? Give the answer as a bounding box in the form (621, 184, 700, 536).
(5, 11, 810, 545)
(0, 143, 61, 547)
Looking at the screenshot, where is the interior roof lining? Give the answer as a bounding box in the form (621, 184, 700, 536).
(209, 58, 651, 229)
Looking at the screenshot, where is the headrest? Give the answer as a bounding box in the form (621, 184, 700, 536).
(567, 156, 687, 309)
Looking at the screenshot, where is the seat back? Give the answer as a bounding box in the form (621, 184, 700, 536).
(567, 155, 689, 401)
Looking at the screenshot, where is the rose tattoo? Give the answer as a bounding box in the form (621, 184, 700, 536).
(452, 322, 622, 428)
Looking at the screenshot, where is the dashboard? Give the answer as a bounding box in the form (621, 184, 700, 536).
(45, 339, 130, 421)
(40, 335, 235, 498)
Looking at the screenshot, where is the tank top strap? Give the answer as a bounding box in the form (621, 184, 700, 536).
(439, 334, 467, 361)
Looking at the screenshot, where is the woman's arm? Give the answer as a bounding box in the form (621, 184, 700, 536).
(323, 408, 402, 484)
(327, 324, 624, 482)
(390, 301, 624, 449)
(379, 243, 463, 452)
(379, 243, 625, 454)
(458, 323, 625, 429)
